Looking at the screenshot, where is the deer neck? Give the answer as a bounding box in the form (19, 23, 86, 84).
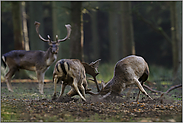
(101, 76, 124, 95)
(45, 47, 57, 66)
(105, 77, 117, 89)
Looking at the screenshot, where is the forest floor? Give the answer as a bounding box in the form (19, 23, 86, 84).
(1, 80, 182, 122)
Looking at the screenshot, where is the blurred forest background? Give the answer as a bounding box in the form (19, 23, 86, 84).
(1, 1, 182, 84)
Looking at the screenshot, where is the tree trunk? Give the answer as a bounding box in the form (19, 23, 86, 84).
(170, 1, 181, 78)
(11, 2, 30, 79)
(52, 1, 71, 60)
(70, 2, 83, 61)
(90, 10, 100, 61)
(11, 2, 24, 50)
(21, 1, 29, 51)
(29, 1, 44, 50)
(121, 1, 135, 57)
(109, 2, 121, 63)
(175, 1, 182, 79)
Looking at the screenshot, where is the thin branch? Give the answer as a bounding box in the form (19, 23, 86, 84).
(161, 84, 182, 97)
(143, 83, 182, 98)
(143, 84, 163, 94)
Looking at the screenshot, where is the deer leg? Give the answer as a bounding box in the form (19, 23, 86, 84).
(136, 90, 141, 102)
(56, 83, 67, 102)
(136, 82, 143, 102)
(78, 84, 86, 99)
(67, 88, 77, 97)
(134, 78, 152, 100)
(52, 76, 58, 100)
(5, 68, 16, 92)
(36, 71, 44, 94)
(67, 80, 90, 97)
(72, 78, 86, 102)
(94, 77, 100, 92)
(57, 83, 66, 99)
(100, 91, 112, 100)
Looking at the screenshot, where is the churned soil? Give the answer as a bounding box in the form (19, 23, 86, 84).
(1, 82, 182, 122)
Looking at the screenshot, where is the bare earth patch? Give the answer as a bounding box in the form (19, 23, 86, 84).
(1, 82, 182, 122)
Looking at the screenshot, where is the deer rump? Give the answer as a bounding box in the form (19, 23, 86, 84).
(53, 59, 88, 102)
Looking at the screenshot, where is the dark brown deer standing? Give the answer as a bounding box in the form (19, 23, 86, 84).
(2, 21, 71, 94)
(87, 55, 152, 101)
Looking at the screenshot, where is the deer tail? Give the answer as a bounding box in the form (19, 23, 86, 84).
(2, 55, 7, 68)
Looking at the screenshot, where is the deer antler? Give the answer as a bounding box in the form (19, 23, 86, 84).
(82, 59, 101, 92)
(57, 24, 72, 42)
(34, 21, 50, 42)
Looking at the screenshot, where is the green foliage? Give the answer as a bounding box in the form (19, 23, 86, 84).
(148, 65, 173, 91)
(45, 65, 55, 79)
(148, 65, 173, 80)
(96, 63, 114, 83)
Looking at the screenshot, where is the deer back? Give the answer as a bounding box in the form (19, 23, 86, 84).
(53, 59, 86, 84)
(114, 55, 149, 80)
(2, 50, 54, 71)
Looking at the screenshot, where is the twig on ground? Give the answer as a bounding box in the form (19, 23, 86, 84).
(160, 84, 182, 97)
(143, 84, 162, 94)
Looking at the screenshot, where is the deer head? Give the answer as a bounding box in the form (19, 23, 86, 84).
(82, 59, 101, 92)
(34, 21, 71, 54)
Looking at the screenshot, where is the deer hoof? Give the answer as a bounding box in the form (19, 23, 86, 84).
(52, 94, 57, 101)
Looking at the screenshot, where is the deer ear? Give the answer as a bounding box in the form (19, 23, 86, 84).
(89, 59, 101, 68)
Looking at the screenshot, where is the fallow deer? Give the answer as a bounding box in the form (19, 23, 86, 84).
(52, 59, 101, 102)
(2, 21, 71, 94)
(87, 55, 153, 101)
(82, 59, 101, 92)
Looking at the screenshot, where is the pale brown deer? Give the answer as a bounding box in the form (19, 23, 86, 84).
(2, 21, 71, 94)
(87, 55, 152, 101)
(52, 59, 101, 102)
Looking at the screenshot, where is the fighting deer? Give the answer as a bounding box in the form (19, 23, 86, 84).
(82, 59, 101, 92)
(52, 59, 101, 102)
(2, 21, 71, 94)
(87, 55, 153, 101)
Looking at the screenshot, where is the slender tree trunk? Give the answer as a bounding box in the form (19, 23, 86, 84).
(21, 1, 29, 51)
(121, 1, 135, 57)
(175, 1, 182, 78)
(11, 1, 24, 50)
(109, 2, 121, 63)
(52, 1, 71, 59)
(70, 2, 83, 61)
(81, 12, 84, 61)
(90, 10, 100, 61)
(29, 1, 44, 50)
(170, 1, 181, 78)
